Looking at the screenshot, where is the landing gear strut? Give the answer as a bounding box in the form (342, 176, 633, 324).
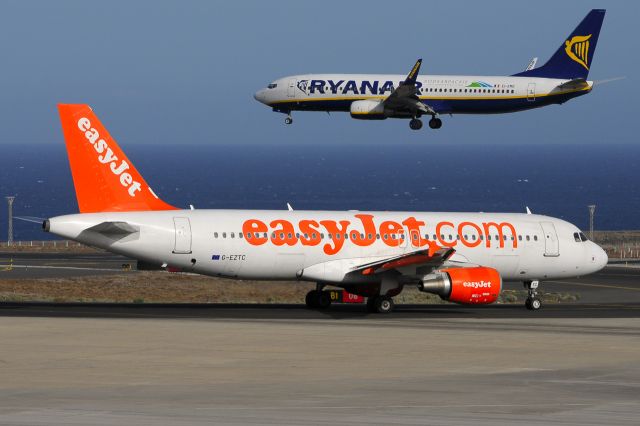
(409, 118, 423, 130)
(429, 116, 442, 129)
(524, 280, 542, 310)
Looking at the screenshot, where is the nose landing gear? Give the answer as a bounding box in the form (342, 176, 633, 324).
(524, 280, 542, 310)
(284, 114, 293, 125)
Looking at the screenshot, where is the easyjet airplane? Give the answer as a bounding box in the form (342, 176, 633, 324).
(45, 104, 608, 313)
(254, 9, 605, 131)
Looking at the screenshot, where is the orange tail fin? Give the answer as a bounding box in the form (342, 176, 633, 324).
(58, 104, 177, 213)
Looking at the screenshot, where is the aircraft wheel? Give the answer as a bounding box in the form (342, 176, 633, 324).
(285, 116, 293, 125)
(374, 296, 395, 314)
(305, 290, 319, 308)
(409, 118, 423, 130)
(429, 117, 442, 129)
(317, 292, 332, 310)
(525, 297, 542, 311)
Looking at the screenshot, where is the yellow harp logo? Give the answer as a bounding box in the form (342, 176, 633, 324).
(565, 34, 592, 70)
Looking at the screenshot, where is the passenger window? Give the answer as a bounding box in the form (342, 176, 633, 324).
(246, 233, 251, 239)
(321, 233, 325, 239)
(239, 233, 243, 239)
(534, 235, 538, 241)
(231, 232, 235, 238)
(328, 234, 333, 239)
(336, 234, 341, 240)
(472, 235, 476, 241)
(526, 235, 530, 241)
(214, 232, 218, 238)
(280, 233, 284, 239)
(487, 235, 491, 241)
(376, 234, 380, 239)
(344, 234, 349, 240)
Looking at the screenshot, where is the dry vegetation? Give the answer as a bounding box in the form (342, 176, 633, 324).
(0, 271, 578, 305)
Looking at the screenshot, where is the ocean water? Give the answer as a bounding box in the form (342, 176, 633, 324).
(1, 144, 639, 241)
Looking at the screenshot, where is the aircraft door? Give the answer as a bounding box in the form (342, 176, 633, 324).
(287, 78, 296, 98)
(527, 83, 536, 101)
(173, 217, 192, 254)
(540, 222, 559, 257)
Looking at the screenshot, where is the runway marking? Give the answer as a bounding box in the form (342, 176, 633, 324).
(0, 264, 121, 272)
(548, 280, 640, 292)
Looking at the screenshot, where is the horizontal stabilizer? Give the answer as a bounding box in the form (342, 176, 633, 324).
(86, 221, 139, 236)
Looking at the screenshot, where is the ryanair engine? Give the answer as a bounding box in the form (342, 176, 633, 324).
(417, 266, 502, 305)
(350, 100, 386, 120)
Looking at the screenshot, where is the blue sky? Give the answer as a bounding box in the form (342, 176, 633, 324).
(0, 0, 634, 145)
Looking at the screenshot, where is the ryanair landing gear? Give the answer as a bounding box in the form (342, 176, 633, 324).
(409, 118, 423, 130)
(284, 115, 293, 125)
(366, 295, 395, 314)
(429, 117, 443, 129)
(524, 280, 542, 310)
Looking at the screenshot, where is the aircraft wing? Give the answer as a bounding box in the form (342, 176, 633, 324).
(351, 245, 455, 276)
(383, 59, 436, 116)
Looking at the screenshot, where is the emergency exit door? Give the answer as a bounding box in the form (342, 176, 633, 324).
(173, 217, 192, 254)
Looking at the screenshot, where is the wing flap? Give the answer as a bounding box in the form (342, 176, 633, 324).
(354, 246, 455, 276)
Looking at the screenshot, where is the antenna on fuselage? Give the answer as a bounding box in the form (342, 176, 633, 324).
(525, 206, 532, 214)
(287, 202, 294, 211)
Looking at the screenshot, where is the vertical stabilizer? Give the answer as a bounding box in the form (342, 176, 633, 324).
(58, 104, 177, 213)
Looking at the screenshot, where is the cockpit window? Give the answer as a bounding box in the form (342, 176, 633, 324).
(574, 232, 581, 242)
(267, 83, 277, 89)
(579, 232, 588, 242)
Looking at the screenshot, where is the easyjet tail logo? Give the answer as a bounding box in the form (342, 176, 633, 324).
(565, 34, 591, 70)
(77, 117, 142, 197)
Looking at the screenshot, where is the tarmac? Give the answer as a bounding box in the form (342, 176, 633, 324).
(0, 253, 639, 425)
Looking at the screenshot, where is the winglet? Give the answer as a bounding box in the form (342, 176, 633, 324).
(403, 59, 422, 85)
(58, 104, 178, 213)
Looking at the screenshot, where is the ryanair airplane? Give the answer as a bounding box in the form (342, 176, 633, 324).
(254, 10, 605, 131)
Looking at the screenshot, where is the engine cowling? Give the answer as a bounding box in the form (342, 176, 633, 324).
(350, 100, 386, 120)
(417, 267, 502, 305)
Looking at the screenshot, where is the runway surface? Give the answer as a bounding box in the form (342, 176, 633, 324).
(1, 254, 640, 425)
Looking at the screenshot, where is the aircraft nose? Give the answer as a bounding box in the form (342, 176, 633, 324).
(591, 244, 608, 271)
(254, 89, 267, 104)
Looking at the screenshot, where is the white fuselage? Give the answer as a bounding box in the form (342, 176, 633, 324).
(47, 209, 607, 284)
(255, 74, 592, 115)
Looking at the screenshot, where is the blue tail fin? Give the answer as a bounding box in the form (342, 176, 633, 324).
(513, 9, 605, 80)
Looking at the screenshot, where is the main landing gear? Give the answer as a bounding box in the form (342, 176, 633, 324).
(305, 284, 330, 310)
(409, 116, 442, 130)
(366, 295, 395, 314)
(429, 116, 442, 129)
(524, 280, 542, 311)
